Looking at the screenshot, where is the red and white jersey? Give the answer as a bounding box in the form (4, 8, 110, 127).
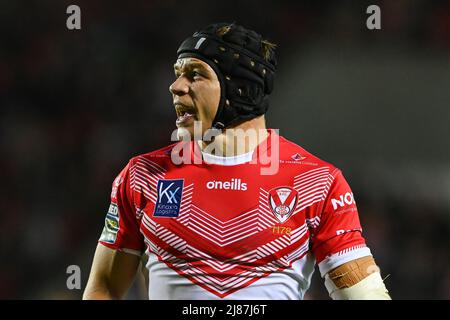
(99, 130, 372, 299)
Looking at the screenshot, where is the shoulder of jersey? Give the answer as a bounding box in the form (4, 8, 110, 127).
(279, 135, 339, 172)
(129, 142, 179, 167)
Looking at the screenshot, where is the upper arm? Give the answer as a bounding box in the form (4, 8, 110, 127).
(83, 243, 141, 299)
(84, 160, 145, 299)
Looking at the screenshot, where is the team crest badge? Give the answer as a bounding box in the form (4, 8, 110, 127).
(268, 186, 298, 223)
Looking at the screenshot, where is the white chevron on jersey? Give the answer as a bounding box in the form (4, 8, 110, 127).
(186, 245, 259, 273)
(142, 212, 309, 277)
(142, 215, 188, 253)
(286, 238, 310, 263)
(131, 157, 167, 204)
(292, 167, 335, 214)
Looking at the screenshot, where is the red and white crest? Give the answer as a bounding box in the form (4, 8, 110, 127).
(268, 186, 298, 223)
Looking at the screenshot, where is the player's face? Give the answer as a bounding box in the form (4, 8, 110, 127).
(170, 57, 221, 137)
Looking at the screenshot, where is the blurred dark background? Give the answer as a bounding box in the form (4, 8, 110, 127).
(1, 0, 449, 299)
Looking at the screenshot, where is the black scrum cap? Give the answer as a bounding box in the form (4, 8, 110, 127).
(176, 22, 277, 130)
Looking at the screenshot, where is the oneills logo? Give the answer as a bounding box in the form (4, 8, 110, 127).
(206, 178, 247, 191)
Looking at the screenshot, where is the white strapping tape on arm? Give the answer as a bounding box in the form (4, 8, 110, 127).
(324, 272, 391, 300)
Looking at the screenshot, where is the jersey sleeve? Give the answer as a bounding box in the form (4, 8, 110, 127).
(98, 159, 144, 256)
(311, 169, 372, 277)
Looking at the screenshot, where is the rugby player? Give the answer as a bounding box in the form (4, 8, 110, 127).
(83, 23, 390, 300)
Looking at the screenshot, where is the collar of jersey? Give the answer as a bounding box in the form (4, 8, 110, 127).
(201, 148, 255, 166)
(190, 129, 275, 166)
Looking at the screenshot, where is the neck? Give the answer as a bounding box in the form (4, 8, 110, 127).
(200, 116, 268, 157)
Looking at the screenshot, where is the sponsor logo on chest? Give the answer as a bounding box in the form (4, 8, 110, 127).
(153, 179, 184, 218)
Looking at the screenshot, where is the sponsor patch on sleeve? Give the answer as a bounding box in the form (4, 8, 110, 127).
(99, 203, 120, 243)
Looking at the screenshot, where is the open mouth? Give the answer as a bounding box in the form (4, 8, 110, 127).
(175, 103, 197, 127)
